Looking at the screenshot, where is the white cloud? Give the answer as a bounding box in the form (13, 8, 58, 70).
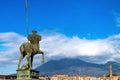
(42, 34, 114, 57)
(1, 32, 120, 73)
(0, 58, 9, 62)
(41, 33, 120, 64)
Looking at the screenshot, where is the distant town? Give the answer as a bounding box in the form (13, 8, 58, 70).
(0, 64, 120, 80)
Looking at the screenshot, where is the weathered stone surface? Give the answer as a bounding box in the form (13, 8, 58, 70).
(17, 69, 39, 80)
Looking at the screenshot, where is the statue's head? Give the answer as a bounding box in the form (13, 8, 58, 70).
(32, 30, 37, 34)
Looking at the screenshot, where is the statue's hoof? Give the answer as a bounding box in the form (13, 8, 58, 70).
(28, 66, 32, 70)
(29, 68, 32, 70)
(42, 61, 44, 64)
(17, 68, 20, 70)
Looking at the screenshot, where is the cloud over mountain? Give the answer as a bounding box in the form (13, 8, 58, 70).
(0, 32, 120, 74)
(41, 33, 120, 64)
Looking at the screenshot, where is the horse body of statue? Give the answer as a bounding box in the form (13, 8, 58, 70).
(17, 42, 44, 70)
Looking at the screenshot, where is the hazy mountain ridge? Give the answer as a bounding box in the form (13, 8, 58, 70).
(35, 58, 120, 76)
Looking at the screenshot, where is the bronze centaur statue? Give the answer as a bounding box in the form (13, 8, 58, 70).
(17, 42, 44, 70)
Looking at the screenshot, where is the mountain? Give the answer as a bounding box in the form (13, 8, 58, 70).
(35, 58, 120, 76)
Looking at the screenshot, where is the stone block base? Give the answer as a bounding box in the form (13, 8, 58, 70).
(17, 69, 39, 80)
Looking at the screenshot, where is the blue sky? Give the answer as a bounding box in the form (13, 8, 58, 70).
(0, 0, 120, 38)
(1, 0, 120, 74)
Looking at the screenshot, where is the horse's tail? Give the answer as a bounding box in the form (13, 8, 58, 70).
(20, 43, 25, 53)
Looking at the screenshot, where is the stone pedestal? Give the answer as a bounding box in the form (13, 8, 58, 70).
(17, 69, 39, 80)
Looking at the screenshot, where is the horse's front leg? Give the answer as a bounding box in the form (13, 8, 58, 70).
(26, 53, 32, 70)
(39, 51, 44, 63)
(42, 52, 44, 63)
(17, 55, 24, 70)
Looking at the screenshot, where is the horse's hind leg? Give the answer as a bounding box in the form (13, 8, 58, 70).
(17, 54, 24, 70)
(31, 55, 34, 67)
(26, 53, 32, 70)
